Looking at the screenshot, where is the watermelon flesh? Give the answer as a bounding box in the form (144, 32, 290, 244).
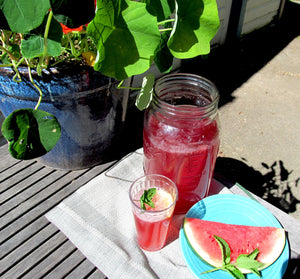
(183, 218, 286, 273)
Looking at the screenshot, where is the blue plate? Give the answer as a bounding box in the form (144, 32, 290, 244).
(179, 194, 289, 279)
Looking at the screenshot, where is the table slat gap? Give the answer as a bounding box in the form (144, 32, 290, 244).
(0, 217, 50, 259)
(0, 223, 60, 273)
(0, 167, 57, 211)
(20, 240, 78, 279)
(0, 230, 68, 279)
(41, 249, 88, 279)
(86, 268, 108, 279)
(64, 259, 106, 279)
(0, 161, 44, 192)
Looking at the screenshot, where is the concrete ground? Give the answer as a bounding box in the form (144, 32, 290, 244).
(181, 1, 300, 220)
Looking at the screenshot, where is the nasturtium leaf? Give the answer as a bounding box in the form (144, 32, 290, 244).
(135, 73, 155, 111)
(1, 109, 61, 160)
(21, 35, 62, 59)
(21, 14, 63, 59)
(88, 0, 137, 80)
(154, 30, 174, 73)
(88, 0, 161, 80)
(0, 0, 51, 33)
(168, 0, 220, 58)
(143, 0, 175, 22)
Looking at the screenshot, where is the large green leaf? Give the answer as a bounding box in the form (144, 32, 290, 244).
(121, 0, 161, 78)
(0, 0, 50, 33)
(1, 109, 61, 160)
(168, 0, 220, 58)
(51, 0, 95, 28)
(142, 0, 175, 22)
(88, 0, 161, 80)
(154, 30, 173, 73)
(21, 16, 63, 59)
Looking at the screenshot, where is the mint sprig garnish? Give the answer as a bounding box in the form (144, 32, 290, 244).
(202, 235, 266, 279)
(140, 188, 156, 210)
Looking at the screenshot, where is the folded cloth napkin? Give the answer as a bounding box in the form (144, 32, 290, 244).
(45, 148, 229, 279)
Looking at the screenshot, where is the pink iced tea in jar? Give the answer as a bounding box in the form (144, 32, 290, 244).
(143, 74, 220, 214)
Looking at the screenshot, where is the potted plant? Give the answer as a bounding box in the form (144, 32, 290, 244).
(0, 0, 220, 169)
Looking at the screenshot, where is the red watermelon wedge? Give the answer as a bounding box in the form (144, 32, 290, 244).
(183, 218, 286, 273)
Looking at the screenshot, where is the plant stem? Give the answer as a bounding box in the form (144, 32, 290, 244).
(157, 19, 175, 25)
(159, 28, 172, 32)
(37, 10, 53, 75)
(117, 80, 141, 91)
(25, 58, 43, 110)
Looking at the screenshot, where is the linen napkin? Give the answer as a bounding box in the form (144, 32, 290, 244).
(45, 148, 229, 279)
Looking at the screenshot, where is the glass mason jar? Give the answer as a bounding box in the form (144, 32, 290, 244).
(143, 73, 220, 214)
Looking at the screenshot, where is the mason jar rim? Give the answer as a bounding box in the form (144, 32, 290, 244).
(152, 73, 219, 119)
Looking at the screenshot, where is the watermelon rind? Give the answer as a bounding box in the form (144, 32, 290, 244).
(183, 218, 286, 274)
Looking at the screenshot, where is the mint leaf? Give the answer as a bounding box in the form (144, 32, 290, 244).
(201, 236, 264, 279)
(214, 235, 231, 265)
(247, 248, 260, 260)
(236, 252, 265, 277)
(223, 265, 245, 279)
(140, 188, 156, 210)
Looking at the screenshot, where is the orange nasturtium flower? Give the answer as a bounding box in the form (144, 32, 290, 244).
(60, 0, 97, 34)
(60, 24, 84, 34)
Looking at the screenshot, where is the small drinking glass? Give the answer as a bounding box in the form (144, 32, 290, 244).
(129, 174, 178, 251)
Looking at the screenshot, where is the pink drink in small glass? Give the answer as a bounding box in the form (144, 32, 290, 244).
(129, 175, 177, 251)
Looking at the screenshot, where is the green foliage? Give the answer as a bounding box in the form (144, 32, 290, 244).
(0, 0, 51, 34)
(168, 0, 220, 58)
(1, 109, 61, 160)
(0, 0, 220, 160)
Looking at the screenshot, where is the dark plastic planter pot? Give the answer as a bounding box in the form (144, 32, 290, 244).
(0, 65, 129, 170)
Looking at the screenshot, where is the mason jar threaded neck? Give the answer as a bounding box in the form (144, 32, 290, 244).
(152, 73, 219, 120)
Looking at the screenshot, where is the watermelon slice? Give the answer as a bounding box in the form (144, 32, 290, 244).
(183, 218, 286, 273)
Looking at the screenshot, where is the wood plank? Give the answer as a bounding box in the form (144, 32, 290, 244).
(0, 230, 67, 279)
(0, 166, 56, 211)
(1, 162, 114, 243)
(0, 144, 23, 169)
(41, 249, 89, 279)
(64, 259, 106, 279)
(0, 216, 49, 258)
(88, 269, 108, 279)
(0, 168, 88, 242)
(0, 223, 59, 274)
(21, 236, 77, 279)
(0, 161, 44, 192)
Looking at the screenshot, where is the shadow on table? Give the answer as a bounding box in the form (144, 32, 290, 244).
(214, 157, 300, 215)
(283, 257, 300, 278)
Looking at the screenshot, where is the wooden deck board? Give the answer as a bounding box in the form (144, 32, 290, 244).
(1, 230, 67, 279)
(41, 249, 93, 279)
(64, 258, 106, 279)
(0, 164, 54, 204)
(21, 235, 77, 279)
(0, 144, 114, 279)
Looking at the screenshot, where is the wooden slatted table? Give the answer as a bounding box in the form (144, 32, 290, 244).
(0, 144, 111, 278)
(1, 143, 299, 278)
